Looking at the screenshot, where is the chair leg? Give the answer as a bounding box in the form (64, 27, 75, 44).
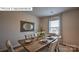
(55, 46, 60, 52)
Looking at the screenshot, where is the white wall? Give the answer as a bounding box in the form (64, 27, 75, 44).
(0, 11, 39, 48)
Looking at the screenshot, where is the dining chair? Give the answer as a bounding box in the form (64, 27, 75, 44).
(34, 33, 38, 37)
(49, 38, 59, 52)
(25, 35, 27, 39)
(25, 35, 31, 39)
(6, 40, 15, 52)
(6, 40, 27, 52)
(31, 34, 35, 39)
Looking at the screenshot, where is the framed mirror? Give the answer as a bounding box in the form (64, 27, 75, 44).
(20, 21, 34, 32)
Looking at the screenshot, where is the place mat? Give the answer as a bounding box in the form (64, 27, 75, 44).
(39, 40, 48, 45)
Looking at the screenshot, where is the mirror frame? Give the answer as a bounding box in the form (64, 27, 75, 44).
(20, 21, 34, 32)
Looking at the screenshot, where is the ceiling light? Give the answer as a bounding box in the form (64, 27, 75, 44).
(50, 11, 53, 13)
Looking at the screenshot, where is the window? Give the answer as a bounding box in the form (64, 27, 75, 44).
(49, 20, 60, 35)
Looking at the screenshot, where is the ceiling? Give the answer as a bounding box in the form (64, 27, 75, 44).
(30, 7, 75, 17)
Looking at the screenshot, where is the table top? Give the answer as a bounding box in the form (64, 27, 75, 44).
(18, 38, 55, 52)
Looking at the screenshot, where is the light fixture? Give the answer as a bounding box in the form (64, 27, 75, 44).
(50, 11, 53, 13)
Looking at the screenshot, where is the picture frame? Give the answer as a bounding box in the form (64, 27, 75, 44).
(20, 21, 34, 32)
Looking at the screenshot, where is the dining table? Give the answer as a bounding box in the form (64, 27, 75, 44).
(18, 37, 56, 52)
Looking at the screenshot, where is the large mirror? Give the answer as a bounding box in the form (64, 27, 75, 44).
(20, 21, 34, 32)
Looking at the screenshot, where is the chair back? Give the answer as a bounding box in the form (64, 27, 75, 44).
(6, 40, 15, 52)
(49, 38, 59, 52)
(25, 35, 27, 39)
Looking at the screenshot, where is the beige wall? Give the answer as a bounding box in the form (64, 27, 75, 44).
(39, 17, 49, 33)
(0, 9, 79, 48)
(0, 15, 3, 48)
(62, 9, 79, 47)
(0, 11, 39, 48)
(39, 9, 79, 47)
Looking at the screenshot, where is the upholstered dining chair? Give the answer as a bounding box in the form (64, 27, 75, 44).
(25, 35, 27, 39)
(49, 38, 59, 52)
(6, 40, 27, 52)
(25, 35, 30, 39)
(6, 40, 15, 52)
(34, 33, 38, 37)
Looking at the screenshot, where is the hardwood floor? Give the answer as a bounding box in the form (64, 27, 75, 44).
(58, 44, 73, 52)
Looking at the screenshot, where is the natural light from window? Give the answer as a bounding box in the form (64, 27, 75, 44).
(49, 20, 60, 35)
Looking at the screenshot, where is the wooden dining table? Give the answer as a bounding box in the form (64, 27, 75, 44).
(18, 37, 56, 52)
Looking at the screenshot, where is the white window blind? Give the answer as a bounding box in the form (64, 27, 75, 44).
(49, 18, 60, 35)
